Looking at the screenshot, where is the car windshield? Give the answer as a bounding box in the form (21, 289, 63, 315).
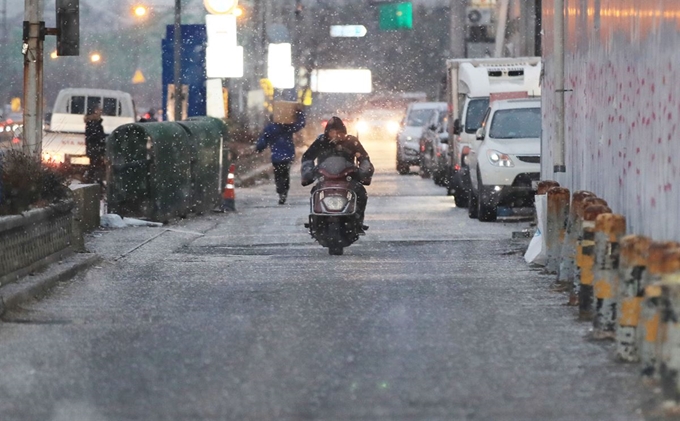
(406, 109, 435, 127)
(465, 98, 490, 133)
(489, 107, 542, 139)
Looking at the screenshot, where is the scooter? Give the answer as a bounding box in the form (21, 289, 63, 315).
(304, 156, 367, 255)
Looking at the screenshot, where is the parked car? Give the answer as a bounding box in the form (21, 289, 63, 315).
(419, 111, 449, 186)
(42, 88, 136, 165)
(353, 108, 403, 141)
(467, 98, 541, 222)
(396, 102, 447, 175)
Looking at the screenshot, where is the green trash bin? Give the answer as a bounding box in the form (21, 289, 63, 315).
(179, 117, 227, 214)
(107, 122, 192, 222)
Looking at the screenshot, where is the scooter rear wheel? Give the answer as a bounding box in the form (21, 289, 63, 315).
(329, 246, 344, 256)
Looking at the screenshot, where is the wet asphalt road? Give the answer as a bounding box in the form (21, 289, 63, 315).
(0, 137, 654, 420)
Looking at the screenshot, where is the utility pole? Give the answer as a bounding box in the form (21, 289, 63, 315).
(493, 0, 509, 57)
(293, 0, 302, 97)
(553, 0, 566, 174)
(2, 0, 7, 44)
(173, 0, 182, 121)
(449, 0, 466, 58)
(23, 0, 45, 155)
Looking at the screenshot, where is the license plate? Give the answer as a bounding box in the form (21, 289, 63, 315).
(531, 180, 539, 190)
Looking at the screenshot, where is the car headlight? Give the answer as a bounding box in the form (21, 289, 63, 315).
(322, 196, 348, 211)
(487, 150, 514, 167)
(356, 120, 368, 133)
(387, 120, 400, 134)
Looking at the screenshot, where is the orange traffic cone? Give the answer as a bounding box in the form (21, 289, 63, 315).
(218, 164, 236, 212)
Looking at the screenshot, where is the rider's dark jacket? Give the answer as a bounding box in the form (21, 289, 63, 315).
(301, 133, 373, 186)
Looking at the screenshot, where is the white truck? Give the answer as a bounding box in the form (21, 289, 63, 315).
(445, 57, 541, 207)
(42, 88, 136, 165)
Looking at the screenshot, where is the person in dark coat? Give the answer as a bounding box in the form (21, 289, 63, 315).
(84, 105, 106, 185)
(301, 116, 374, 231)
(255, 106, 306, 204)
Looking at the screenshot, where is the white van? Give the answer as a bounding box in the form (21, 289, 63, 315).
(43, 88, 136, 165)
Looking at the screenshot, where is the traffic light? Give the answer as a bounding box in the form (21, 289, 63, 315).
(56, 0, 79, 56)
(379, 2, 413, 30)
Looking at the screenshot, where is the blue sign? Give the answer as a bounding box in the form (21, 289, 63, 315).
(162, 24, 208, 120)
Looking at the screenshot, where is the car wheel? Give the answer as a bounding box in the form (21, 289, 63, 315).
(454, 191, 469, 208)
(448, 171, 469, 207)
(418, 152, 431, 178)
(397, 160, 410, 175)
(477, 171, 498, 222)
(468, 186, 478, 219)
(433, 174, 442, 186)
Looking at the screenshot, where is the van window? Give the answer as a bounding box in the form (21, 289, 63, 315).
(464, 98, 490, 133)
(102, 97, 119, 116)
(87, 96, 101, 114)
(69, 96, 85, 114)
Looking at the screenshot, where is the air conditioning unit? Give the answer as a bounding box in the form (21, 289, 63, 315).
(466, 7, 492, 26)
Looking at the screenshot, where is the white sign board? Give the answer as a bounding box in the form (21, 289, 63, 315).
(206, 78, 226, 119)
(206, 14, 237, 47)
(311, 69, 372, 93)
(206, 45, 244, 78)
(267, 43, 295, 89)
(330, 25, 367, 37)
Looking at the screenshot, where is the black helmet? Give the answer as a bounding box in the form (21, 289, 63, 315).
(324, 116, 347, 136)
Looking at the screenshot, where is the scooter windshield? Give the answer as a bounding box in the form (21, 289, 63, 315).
(317, 156, 355, 175)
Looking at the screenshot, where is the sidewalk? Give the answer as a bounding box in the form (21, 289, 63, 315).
(0, 144, 280, 317)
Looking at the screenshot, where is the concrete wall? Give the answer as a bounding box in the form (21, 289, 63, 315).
(541, 1, 680, 241)
(0, 202, 75, 286)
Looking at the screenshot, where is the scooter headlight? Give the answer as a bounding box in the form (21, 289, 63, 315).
(322, 196, 348, 211)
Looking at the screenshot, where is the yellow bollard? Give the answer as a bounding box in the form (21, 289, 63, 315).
(537, 180, 560, 195)
(546, 187, 571, 274)
(556, 191, 596, 293)
(616, 235, 652, 362)
(639, 241, 680, 379)
(657, 249, 680, 405)
(592, 213, 627, 339)
(577, 204, 611, 319)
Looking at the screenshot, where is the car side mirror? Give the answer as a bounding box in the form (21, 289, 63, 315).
(453, 119, 461, 135)
(475, 128, 485, 141)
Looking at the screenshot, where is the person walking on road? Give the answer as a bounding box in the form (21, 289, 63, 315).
(84, 105, 107, 186)
(255, 106, 306, 205)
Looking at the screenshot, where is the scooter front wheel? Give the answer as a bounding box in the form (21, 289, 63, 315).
(328, 246, 344, 256)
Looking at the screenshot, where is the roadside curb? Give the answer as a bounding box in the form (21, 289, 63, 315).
(0, 253, 101, 316)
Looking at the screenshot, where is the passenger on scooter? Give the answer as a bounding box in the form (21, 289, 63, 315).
(301, 116, 374, 231)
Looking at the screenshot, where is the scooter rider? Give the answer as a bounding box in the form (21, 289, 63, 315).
(301, 116, 374, 232)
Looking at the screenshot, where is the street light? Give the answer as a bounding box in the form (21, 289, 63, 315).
(204, 0, 238, 15)
(50, 50, 58, 59)
(90, 53, 102, 63)
(133, 5, 148, 18)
